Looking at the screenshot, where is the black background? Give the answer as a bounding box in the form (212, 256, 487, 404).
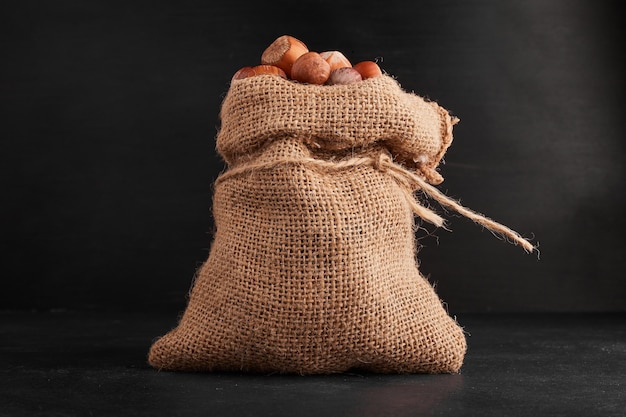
(1, 0, 624, 314)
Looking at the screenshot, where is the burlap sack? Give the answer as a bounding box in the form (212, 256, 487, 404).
(148, 74, 532, 374)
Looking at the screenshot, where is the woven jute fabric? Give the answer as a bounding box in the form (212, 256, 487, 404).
(148, 74, 467, 374)
(217, 74, 456, 185)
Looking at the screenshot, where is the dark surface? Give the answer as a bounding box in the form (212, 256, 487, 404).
(2, 311, 625, 416)
(1, 0, 625, 314)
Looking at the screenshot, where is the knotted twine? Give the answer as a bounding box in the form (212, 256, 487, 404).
(215, 152, 535, 253)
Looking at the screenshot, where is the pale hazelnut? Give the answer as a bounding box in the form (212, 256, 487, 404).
(319, 51, 352, 72)
(326, 67, 362, 85)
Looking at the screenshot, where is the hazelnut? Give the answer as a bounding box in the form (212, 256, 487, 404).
(291, 52, 331, 85)
(261, 35, 308, 78)
(251, 65, 287, 78)
(319, 50, 352, 72)
(231, 65, 287, 82)
(353, 61, 383, 79)
(231, 66, 255, 82)
(326, 67, 362, 85)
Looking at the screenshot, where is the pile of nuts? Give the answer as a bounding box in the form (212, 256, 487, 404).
(231, 35, 383, 86)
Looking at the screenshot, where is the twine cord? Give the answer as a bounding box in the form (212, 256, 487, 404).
(216, 153, 536, 253)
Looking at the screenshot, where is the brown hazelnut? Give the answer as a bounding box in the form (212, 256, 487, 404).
(231, 65, 287, 83)
(291, 52, 331, 85)
(231, 66, 255, 82)
(353, 61, 383, 79)
(261, 35, 308, 78)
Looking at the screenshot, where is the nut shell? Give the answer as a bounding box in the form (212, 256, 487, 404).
(231, 65, 286, 82)
(261, 35, 308, 78)
(353, 61, 383, 79)
(326, 67, 362, 85)
(319, 50, 352, 72)
(231, 66, 255, 82)
(251, 65, 287, 78)
(291, 52, 331, 85)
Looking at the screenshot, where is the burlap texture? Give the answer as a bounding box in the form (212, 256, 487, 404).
(217, 74, 455, 184)
(148, 74, 466, 374)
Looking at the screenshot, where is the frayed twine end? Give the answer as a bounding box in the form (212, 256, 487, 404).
(378, 154, 537, 255)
